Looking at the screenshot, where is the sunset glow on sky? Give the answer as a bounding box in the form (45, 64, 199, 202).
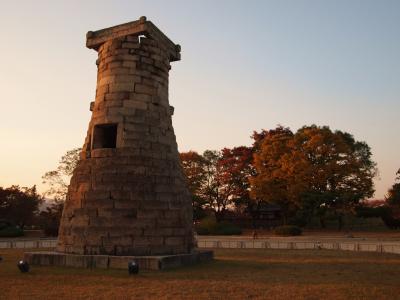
(0, 0, 399, 199)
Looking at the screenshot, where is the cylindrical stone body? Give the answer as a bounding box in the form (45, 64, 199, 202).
(56, 33, 194, 256)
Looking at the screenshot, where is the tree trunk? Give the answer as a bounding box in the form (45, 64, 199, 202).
(282, 214, 288, 225)
(319, 216, 326, 228)
(215, 209, 225, 223)
(337, 214, 343, 231)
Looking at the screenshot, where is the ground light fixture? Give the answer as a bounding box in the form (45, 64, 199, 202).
(128, 261, 139, 275)
(17, 260, 30, 273)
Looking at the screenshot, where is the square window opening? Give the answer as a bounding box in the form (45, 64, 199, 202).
(92, 124, 118, 149)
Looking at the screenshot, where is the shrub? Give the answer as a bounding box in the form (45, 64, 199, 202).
(356, 206, 389, 218)
(274, 225, 302, 236)
(196, 218, 242, 235)
(0, 220, 11, 230)
(0, 226, 24, 237)
(381, 212, 400, 229)
(43, 223, 60, 237)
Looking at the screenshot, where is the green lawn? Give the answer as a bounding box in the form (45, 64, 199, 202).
(1, 248, 400, 299)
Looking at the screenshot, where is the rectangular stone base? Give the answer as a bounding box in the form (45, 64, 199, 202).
(23, 250, 213, 271)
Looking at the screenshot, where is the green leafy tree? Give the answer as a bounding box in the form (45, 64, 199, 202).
(200, 150, 224, 220)
(294, 126, 377, 229)
(0, 185, 42, 229)
(380, 169, 400, 229)
(42, 148, 81, 200)
(180, 151, 208, 221)
(38, 199, 64, 236)
(40, 148, 81, 236)
(386, 169, 400, 206)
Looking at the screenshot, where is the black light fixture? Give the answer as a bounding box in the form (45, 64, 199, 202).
(0, 256, 2, 262)
(128, 261, 139, 275)
(17, 260, 30, 273)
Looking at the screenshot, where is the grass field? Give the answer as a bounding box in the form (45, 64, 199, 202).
(1, 248, 400, 299)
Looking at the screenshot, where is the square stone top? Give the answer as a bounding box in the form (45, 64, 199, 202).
(86, 16, 181, 61)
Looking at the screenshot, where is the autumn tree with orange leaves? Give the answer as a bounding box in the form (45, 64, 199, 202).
(250, 126, 311, 224)
(218, 146, 255, 213)
(251, 125, 377, 228)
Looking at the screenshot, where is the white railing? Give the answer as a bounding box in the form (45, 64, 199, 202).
(196, 239, 400, 255)
(1, 238, 400, 256)
(0, 239, 57, 249)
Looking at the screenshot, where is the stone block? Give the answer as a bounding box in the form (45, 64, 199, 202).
(134, 83, 156, 95)
(109, 82, 135, 92)
(111, 189, 131, 199)
(129, 92, 152, 102)
(142, 200, 168, 210)
(105, 92, 130, 101)
(98, 75, 116, 86)
(122, 61, 136, 68)
(91, 148, 117, 158)
(104, 100, 123, 108)
(102, 67, 130, 76)
(114, 74, 141, 83)
(126, 36, 139, 43)
(123, 99, 148, 110)
(134, 236, 164, 247)
(122, 42, 140, 49)
(157, 218, 182, 227)
(25, 250, 213, 270)
(65, 254, 92, 268)
(164, 211, 181, 219)
(103, 235, 133, 246)
(165, 237, 184, 246)
(112, 199, 135, 209)
(108, 61, 123, 69)
(85, 191, 111, 200)
(25, 252, 66, 266)
(137, 209, 164, 219)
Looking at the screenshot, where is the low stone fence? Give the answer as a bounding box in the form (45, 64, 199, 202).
(197, 239, 400, 255)
(0, 239, 57, 249)
(2, 238, 400, 256)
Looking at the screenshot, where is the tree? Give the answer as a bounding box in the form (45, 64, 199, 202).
(200, 150, 223, 220)
(37, 199, 64, 236)
(250, 125, 377, 228)
(0, 185, 42, 229)
(294, 125, 377, 229)
(250, 126, 309, 224)
(386, 169, 400, 206)
(42, 148, 81, 200)
(181, 149, 250, 222)
(180, 151, 208, 220)
(40, 148, 81, 236)
(218, 146, 255, 213)
(382, 169, 400, 228)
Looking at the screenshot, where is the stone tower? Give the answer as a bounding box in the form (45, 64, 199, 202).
(56, 17, 194, 256)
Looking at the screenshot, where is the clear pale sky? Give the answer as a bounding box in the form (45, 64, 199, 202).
(0, 0, 399, 199)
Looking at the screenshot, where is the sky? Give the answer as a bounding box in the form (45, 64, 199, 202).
(0, 0, 399, 199)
